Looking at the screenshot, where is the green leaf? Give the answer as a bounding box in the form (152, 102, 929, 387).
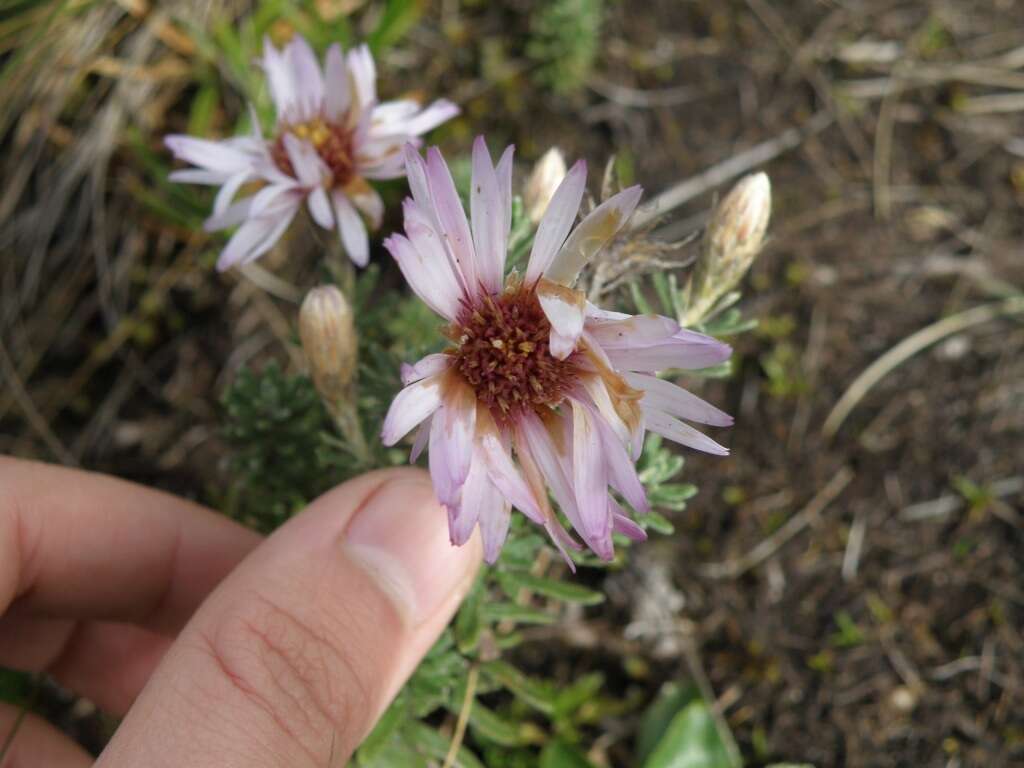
(406, 647, 467, 716)
(540, 740, 598, 768)
(506, 196, 535, 270)
(636, 683, 701, 764)
(686, 362, 733, 379)
(455, 577, 485, 653)
(630, 281, 654, 314)
(642, 700, 734, 768)
(401, 721, 485, 768)
(648, 483, 698, 512)
(355, 737, 425, 767)
(638, 434, 686, 486)
(497, 529, 546, 568)
(356, 696, 405, 763)
(481, 602, 556, 626)
(369, 0, 423, 52)
(652, 272, 678, 318)
(702, 307, 757, 337)
(495, 631, 525, 650)
(496, 572, 604, 606)
(554, 672, 605, 717)
(829, 611, 865, 648)
(466, 702, 541, 747)
(187, 80, 220, 137)
(637, 512, 675, 536)
(482, 661, 557, 716)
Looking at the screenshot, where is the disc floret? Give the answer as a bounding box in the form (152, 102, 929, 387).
(271, 117, 356, 189)
(450, 281, 579, 421)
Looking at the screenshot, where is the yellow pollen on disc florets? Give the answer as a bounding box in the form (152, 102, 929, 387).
(450, 283, 579, 422)
(272, 117, 357, 188)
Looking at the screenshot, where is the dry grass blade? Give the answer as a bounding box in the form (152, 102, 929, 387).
(0, 338, 77, 465)
(442, 663, 479, 768)
(823, 297, 1024, 439)
(700, 467, 855, 579)
(631, 111, 832, 229)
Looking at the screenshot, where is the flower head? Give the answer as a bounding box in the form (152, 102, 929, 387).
(165, 34, 458, 271)
(381, 138, 733, 566)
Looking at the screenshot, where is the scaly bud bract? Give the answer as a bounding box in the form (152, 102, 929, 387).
(684, 173, 771, 326)
(299, 285, 368, 462)
(300, 285, 357, 396)
(524, 147, 568, 224)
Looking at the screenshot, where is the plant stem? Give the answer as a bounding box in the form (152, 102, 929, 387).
(329, 396, 372, 467)
(442, 664, 479, 768)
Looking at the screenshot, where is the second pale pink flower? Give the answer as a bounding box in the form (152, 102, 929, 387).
(166, 35, 458, 270)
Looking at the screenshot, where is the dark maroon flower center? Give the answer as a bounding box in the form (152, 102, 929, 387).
(271, 117, 356, 188)
(450, 285, 579, 422)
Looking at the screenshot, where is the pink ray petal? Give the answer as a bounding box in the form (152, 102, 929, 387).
(544, 185, 643, 287)
(571, 400, 613, 559)
(323, 43, 350, 121)
(603, 332, 732, 372)
(449, 454, 488, 546)
(287, 35, 324, 121)
(428, 379, 477, 507)
(470, 136, 505, 294)
(425, 146, 478, 292)
(332, 191, 369, 267)
(381, 375, 444, 446)
(624, 372, 733, 427)
(643, 406, 730, 455)
(401, 353, 452, 385)
(525, 159, 586, 284)
(610, 499, 647, 542)
(537, 278, 586, 360)
(384, 232, 461, 321)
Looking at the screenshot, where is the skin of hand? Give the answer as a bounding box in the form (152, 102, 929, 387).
(0, 457, 482, 767)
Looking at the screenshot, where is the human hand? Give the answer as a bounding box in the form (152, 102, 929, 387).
(0, 458, 481, 767)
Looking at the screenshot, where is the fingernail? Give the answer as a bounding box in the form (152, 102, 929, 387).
(343, 477, 477, 626)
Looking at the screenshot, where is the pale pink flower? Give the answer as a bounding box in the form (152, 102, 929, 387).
(165, 35, 458, 271)
(381, 139, 733, 566)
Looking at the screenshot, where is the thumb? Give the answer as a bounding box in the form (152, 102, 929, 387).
(96, 469, 481, 768)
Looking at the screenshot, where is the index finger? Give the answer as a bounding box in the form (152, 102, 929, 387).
(0, 456, 260, 634)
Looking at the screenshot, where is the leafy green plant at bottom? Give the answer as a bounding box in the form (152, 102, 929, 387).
(636, 683, 736, 768)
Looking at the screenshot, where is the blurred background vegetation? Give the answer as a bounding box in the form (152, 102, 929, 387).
(2, 0, 1023, 765)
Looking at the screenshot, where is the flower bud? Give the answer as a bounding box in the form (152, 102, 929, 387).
(684, 173, 771, 325)
(524, 147, 568, 224)
(299, 284, 357, 400)
(299, 284, 370, 463)
(706, 172, 771, 268)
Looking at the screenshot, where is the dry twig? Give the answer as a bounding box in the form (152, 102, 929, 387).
(823, 297, 1024, 438)
(442, 663, 479, 768)
(700, 467, 855, 579)
(631, 111, 832, 229)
